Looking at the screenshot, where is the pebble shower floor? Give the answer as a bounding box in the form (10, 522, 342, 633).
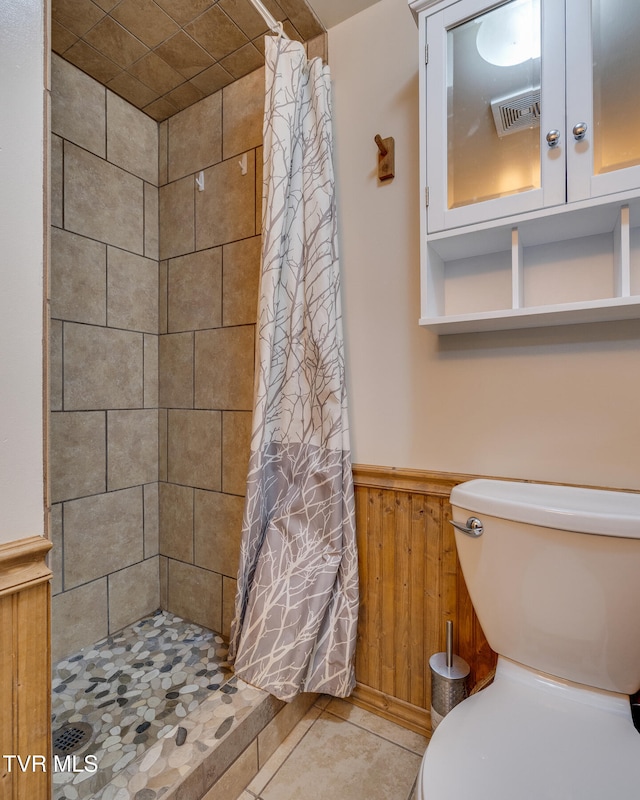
(51, 610, 234, 799)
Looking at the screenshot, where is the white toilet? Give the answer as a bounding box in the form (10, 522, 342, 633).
(417, 479, 640, 799)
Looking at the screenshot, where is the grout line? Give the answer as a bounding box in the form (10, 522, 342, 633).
(320, 705, 428, 757)
(247, 705, 322, 797)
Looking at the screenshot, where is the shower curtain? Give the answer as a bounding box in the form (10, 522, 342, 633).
(228, 35, 358, 702)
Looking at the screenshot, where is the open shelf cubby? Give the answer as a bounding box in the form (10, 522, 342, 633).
(421, 199, 640, 333)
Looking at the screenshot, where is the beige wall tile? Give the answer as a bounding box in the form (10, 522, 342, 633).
(111, 0, 179, 48)
(167, 81, 206, 113)
(194, 327, 254, 410)
(307, 32, 328, 63)
(50, 228, 107, 325)
(107, 91, 159, 184)
(222, 67, 264, 158)
(159, 260, 169, 333)
(156, 30, 214, 80)
(154, 0, 217, 28)
(130, 51, 184, 95)
(194, 490, 243, 576)
(159, 175, 195, 259)
(107, 71, 159, 111)
(255, 145, 263, 234)
(218, 0, 269, 39)
(159, 481, 194, 562)
(190, 63, 234, 96)
(220, 45, 263, 84)
(50, 503, 63, 596)
(202, 742, 258, 800)
(222, 411, 252, 495)
(145, 183, 160, 260)
(159, 120, 169, 185)
(159, 554, 168, 607)
(195, 152, 256, 250)
(158, 409, 168, 481)
(107, 409, 159, 490)
(50, 319, 63, 412)
(65, 143, 145, 254)
(63, 40, 122, 86)
(167, 558, 222, 631)
(222, 575, 236, 639)
(222, 236, 261, 326)
(109, 556, 160, 632)
(52, 0, 104, 38)
(51, 19, 78, 54)
(51, 54, 106, 157)
(168, 248, 222, 332)
(64, 323, 144, 410)
(278, 0, 324, 39)
(185, 5, 248, 61)
(167, 409, 221, 490)
(159, 332, 194, 408)
(107, 246, 159, 333)
(144, 333, 159, 408)
(144, 96, 180, 123)
(85, 15, 148, 69)
(52, 578, 108, 662)
(49, 411, 106, 503)
(144, 482, 160, 557)
(51, 134, 63, 228)
(168, 89, 222, 182)
(64, 487, 144, 588)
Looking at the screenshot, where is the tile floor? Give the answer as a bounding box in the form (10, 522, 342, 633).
(238, 696, 429, 800)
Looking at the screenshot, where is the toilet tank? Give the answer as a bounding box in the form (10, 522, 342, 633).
(451, 479, 640, 695)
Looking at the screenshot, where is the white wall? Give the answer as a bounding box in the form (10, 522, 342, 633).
(331, 0, 640, 491)
(0, 0, 46, 542)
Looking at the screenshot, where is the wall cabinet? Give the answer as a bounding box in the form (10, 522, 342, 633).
(410, 0, 640, 332)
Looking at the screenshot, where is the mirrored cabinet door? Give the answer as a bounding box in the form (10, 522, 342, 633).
(567, 0, 640, 202)
(426, 0, 565, 232)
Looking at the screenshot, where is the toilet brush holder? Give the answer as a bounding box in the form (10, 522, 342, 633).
(430, 620, 470, 731)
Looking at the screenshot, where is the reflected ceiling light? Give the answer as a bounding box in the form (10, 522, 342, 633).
(476, 0, 541, 67)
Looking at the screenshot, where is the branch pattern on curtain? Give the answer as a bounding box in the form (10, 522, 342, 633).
(228, 35, 358, 702)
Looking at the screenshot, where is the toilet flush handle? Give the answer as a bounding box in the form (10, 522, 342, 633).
(450, 517, 484, 538)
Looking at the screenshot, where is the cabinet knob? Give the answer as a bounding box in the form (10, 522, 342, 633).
(572, 122, 588, 141)
(546, 130, 561, 148)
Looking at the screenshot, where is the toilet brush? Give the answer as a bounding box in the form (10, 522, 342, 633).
(429, 620, 470, 731)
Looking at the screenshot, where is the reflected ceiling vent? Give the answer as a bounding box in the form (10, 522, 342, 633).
(491, 87, 541, 138)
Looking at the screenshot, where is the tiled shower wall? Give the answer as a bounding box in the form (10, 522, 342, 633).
(48, 52, 266, 660)
(156, 64, 264, 638)
(50, 54, 161, 662)
(50, 36, 326, 661)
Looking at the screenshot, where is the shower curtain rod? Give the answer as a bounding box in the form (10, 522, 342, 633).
(248, 0, 290, 38)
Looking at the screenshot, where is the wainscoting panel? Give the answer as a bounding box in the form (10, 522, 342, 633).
(350, 466, 497, 734)
(0, 536, 52, 800)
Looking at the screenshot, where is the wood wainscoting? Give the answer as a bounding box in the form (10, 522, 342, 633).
(0, 536, 52, 800)
(350, 465, 497, 735)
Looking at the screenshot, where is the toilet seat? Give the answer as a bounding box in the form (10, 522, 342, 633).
(417, 658, 640, 800)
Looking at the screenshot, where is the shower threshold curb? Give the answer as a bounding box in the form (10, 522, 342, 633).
(89, 675, 290, 800)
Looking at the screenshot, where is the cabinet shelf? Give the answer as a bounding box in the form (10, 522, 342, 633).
(420, 295, 640, 334)
(421, 195, 640, 333)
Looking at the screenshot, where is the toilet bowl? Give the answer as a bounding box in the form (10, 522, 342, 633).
(417, 479, 640, 799)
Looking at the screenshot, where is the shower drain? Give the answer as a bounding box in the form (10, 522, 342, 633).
(52, 722, 93, 756)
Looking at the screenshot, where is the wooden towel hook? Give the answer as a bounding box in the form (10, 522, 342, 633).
(374, 134, 388, 157)
(374, 134, 395, 182)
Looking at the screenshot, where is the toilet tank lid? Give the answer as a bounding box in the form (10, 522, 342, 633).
(450, 479, 640, 538)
